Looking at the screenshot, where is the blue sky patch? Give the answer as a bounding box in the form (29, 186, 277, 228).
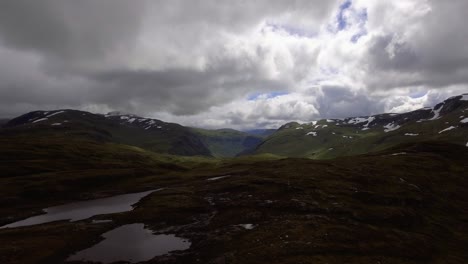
(409, 90, 428, 99)
(337, 0, 352, 31)
(248, 91, 289, 101)
(267, 23, 317, 38)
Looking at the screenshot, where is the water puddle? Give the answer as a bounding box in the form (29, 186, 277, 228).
(1, 189, 161, 228)
(67, 223, 190, 263)
(92, 219, 113, 224)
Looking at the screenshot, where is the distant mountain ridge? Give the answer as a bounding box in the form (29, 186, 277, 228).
(1, 110, 264, 157)
(2, 94, 467, 159)
(248, 94, 468, 158)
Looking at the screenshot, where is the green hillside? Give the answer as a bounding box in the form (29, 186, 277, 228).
(251, 94, 468, 158)
(2, 110, 265, 158)
(0, 95, 467, 263)
(3, 110, 213, 156)
(191, 128, 263, 157)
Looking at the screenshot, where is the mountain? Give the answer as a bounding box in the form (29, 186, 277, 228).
(244, 129, 277, 137)
(2, 94, 467, 159)
(2, 110, 212, 156)
(1, 97, 467, 263)
(1, 110, 261, 157)
(0, 119, 9, 126)
(250, 94, 468, 158)
(191, 128, 264, 158)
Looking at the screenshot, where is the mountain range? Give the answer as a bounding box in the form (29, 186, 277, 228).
(2, 94, 467, 159)
(1, 110, 268, 158)
(250, 94, 468, 158)
(1, 94, 467, 264)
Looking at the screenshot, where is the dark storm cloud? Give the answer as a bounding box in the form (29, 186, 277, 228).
(0, 0, 337, 119)
(88, 67, 287, 115)
(315, 85, 384, 118)
(363, 0, 468, 90)
(0, 0, 145, 62)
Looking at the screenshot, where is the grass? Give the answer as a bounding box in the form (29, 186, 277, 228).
(0, 135, 467, 263)
(191, 127, 263, 157)
(253, 108, 468, 159)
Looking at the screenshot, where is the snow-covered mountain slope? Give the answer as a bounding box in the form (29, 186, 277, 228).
(1, 110, 261, 157)
(250, 94, 468, 159)
(2, 109, 212, 156)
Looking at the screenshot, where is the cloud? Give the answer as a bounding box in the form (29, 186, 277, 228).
(0, 0, 467, 129)
(356, 0, 468, 89)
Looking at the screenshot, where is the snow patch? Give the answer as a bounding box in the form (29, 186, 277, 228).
(438, 126, 456, 134)
(239, 224, 255, 230)
(51, 123, 62, 126)
(348, 117, 370, 124)
(32, 118, 48, 123)
(391, 152, 407, 156)
(296, 127, 304, 130)
(46, 111, 64, 118)
(306, 132, 317, 136)
(207, 175, 231, 181)
(326, 119, 335, 123)
(348, 116, 375, 130)
(428, 102, 445, 120)
(404, 133, 419, 136)
(460, 117, 468, 123)
(384, 122, 401, 132)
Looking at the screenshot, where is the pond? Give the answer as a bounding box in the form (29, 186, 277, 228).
(67, 223, 191, 263)
(1, 189, 161, 228)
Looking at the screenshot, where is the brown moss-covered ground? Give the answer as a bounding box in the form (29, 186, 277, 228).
(0, 138, 467, 264)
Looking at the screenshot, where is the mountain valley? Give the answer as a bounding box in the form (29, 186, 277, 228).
(0, 95, 467, 264)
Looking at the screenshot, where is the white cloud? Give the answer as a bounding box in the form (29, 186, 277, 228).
(0, 0, 467, 129)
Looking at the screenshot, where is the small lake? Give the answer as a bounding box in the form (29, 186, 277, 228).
(67, 223, 191, 263)
(1, 189, 160, 228)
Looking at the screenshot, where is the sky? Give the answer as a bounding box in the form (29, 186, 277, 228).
(0, 0, 467, 129)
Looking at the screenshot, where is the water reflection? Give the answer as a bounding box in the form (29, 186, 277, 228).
(1, 189, 161, 228)
(67, 223, 191, 263)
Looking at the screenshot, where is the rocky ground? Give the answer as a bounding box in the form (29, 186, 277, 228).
(0, 142, 467, 264)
